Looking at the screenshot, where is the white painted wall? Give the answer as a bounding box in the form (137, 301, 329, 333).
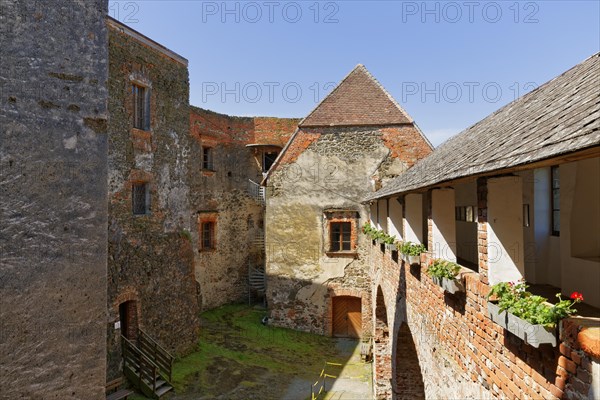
(570, 157, 600, 259)
(388, 197, 403, 241)
(405, 193, 423, 244)
(454, 181, 478, 265)
(487, 176, 525, 285)
(560, 159, 600, 308)
(370, 202, 377, 226)
(379, 198, 389, 233)
(431, 188, 457, 261)
(520, 170, 537, 283)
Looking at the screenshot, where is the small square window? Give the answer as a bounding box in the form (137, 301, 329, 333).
(132, 84, 150, 130)
(202, 147, 214, 170)
(201, 221, 215, 250)
(330, 222, 351, 252)
(132, 183, 150, 215)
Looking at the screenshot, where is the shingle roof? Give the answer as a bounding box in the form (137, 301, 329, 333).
(367, 53, 600, 201)
(299, 64, 414, 127)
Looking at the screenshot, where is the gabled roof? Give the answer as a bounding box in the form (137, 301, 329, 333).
(300, 64, 414, 127)
(367, 53, 600, 201)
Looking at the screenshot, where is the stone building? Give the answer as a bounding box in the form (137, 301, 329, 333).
(0, 0, 110, 398)
(366, 53, 600, 399)
(264, 65, 433, 337)
(105, 17, 200, 389)
(189, 107, 298, 309)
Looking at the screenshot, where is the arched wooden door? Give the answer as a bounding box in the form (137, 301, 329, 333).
(332, 296, 361, 338)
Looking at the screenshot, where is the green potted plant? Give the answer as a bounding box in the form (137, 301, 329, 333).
(426, 259, 464, 294)
(383, 233, 397, 251)
(398, 242, 425, 265)
(487, 280, 583, 347)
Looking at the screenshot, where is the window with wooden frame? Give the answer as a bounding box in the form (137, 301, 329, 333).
(551, 166, 560, 236)
(201, 221, 215, 250)
(132, 182, 150, 215)
(132, 84, 150, 130)
(330, 222, 352, 252)
(202, 147, 214, 170)
(324, 210, 358, 255)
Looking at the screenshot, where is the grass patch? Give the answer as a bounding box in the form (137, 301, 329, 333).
(171, 304, 348, 397)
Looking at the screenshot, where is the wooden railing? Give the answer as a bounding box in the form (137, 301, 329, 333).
(138, 329, 174, 382)
(122, 336, 160, 393)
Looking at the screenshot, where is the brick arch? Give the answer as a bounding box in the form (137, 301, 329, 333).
(374, 285, 392, 399)
(111, 287, 143, 332)
(393, 323, 425, 400)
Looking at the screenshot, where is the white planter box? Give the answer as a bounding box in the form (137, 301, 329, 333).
(487, 302, 508, 329)
(384, 243, 396, 251)
(432, 276, 464, 294)
(408, 255, 421, 265)
(506, 313, 557, 348)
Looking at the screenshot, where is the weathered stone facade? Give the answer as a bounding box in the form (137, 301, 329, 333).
(265, 66, 433, 337)
(189, 107, 297, 309)
(0, 1, 109, 398)
(105, 18, 199, 380)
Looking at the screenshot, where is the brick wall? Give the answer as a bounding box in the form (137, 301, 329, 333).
(188, 107, 297, 309)
(371, 230, 598, 399)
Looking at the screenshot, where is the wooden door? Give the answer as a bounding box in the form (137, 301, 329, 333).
(332, 296, 362, 338)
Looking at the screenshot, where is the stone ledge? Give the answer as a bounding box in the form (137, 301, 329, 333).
(562, 317, 600, 358)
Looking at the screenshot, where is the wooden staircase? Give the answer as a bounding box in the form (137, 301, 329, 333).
(122, 329, 174, 399)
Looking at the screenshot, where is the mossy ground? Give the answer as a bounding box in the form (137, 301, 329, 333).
(129, 304, 358, 399)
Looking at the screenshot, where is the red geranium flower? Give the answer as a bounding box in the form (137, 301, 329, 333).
(570, 292, 584, 302)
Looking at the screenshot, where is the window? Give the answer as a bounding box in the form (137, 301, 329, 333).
(132, 84, 150, 130)
(551, 166, 560, 235)
(201, 221, 215, 250)
(330, 222, 352, 252)
(202, 147, 214, 170)
(132, 183, 150, 215)
(262, 151, 278, 173)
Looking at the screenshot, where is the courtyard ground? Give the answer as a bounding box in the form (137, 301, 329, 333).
(129, 304, 372, 399)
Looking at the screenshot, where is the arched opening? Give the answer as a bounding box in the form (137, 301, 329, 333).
(119, 300, 138, 341)
(332, 296, 362, 338)
(394, 323, 425, 399)
(374, 286, 391, 399)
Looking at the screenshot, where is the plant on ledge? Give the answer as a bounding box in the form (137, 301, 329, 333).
(487, 280, 583, 347)
(362, 222, 396, 248)
(397, 242, 426, 265)
(426, 259, 464, 294)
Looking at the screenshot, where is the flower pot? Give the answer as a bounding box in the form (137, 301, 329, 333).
(506, 313, 557, 348)
(441, 277, 464, 294)
(408, 255, 421, 265)
(384, 243, 396, 252)
(432, 276, 464, 294)
(376, 238, 385, 245)
(486, 302, 508, 330)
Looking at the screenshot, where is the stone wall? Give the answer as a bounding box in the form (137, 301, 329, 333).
(189, 107, 297, 310)
(106, 20, 199, 380)
(0, 1, 109, 398)
(371, 203, 599, 399)
(266, 125, 432, 336)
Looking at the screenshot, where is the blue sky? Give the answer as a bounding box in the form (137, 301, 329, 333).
(109, 1, 599, 146)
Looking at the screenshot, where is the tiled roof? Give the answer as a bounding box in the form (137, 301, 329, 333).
(367, 53, 600, 201)
(300, 64, 414, 127)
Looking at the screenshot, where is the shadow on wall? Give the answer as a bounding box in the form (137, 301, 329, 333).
(389, 261, 426, 400)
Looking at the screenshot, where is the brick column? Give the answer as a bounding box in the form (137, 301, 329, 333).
(477, 178, 488, 284)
